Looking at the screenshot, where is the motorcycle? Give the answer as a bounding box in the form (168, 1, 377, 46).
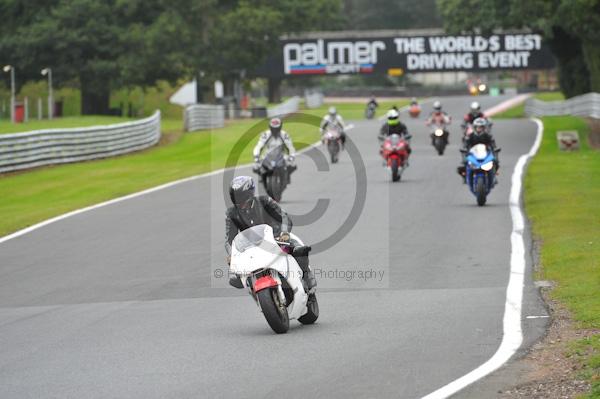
(430, 123, 450, 155)
(254, 146, 292, 202)
(323, 127, 342, 164)
(229, 224, 319, 334)
(365, 103, 377, 119)
(380, 133, 411, 182)
(461, 143, 500, 206)
(408, 104, 421, 118)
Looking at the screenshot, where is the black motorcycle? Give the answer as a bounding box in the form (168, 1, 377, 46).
(365, 103, 376, 119)
(430, 123, 450, 155)
(254, 146, 293, 202)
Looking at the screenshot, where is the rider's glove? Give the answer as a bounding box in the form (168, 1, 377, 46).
(287, 155, 295, 164)
(253, 156, 260, 163)
(278, 232, 290, 243)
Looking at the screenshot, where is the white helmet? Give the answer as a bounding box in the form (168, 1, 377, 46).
(387, 109, 399, 120)
(470, 101, 481, 112)
(328, 106, 337, 115)
(433, 101, 442, 111)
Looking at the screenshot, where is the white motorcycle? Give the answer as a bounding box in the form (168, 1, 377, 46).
(229, 224, 319, 334)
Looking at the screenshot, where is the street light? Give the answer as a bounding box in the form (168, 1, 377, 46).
(41, 68, 53, 120)
(3, 65, 15, 123)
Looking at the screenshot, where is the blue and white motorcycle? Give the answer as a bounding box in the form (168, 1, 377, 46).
(462, 144, 500, 206)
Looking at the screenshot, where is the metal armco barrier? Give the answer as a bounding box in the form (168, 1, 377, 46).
(304, 91, 324, 109)
(184, 104, 225, 132)
(267, 96, 300, 118)
(0, 111, 161, 173)
(525, 92, 600, 118)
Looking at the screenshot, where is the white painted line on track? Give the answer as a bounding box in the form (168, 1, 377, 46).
(525, 316, 549, 319)
(420, 118, 544, 399)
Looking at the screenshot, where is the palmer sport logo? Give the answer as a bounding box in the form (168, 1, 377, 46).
(283, 39, 386, 75)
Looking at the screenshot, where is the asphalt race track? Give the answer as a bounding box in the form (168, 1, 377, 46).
(0, 95, 548, 398)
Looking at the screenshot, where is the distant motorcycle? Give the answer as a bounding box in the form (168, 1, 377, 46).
(254, 146, 292, 202)
(430, 123, 450, 155)
(380, 133, 411, 182)
(229, 224, 318, 334)
(323, 127, 342, 164)
(461, 144, 500, 206)
(408, 104, 421, 118)
(365, 103, 377, 119)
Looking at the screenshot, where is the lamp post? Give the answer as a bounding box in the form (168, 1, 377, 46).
(41, 68, 53, 119)
(3, 65, 15, 123)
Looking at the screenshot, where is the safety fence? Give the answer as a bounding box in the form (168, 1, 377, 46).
(304, 90, 324, 109)
(267, 96, 301, 118)
(0, 111, 161, 173)
(184, 104, 225, 132)
(525, 92, 600, 118)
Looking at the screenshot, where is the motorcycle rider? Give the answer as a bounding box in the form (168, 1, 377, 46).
(379, 109, 412, 158)
(253, 117, 296, 183)
(367, 95, 378, 109)
(225, 176, 316, 291)
(426, 101, 451, 145)
(457, 117, 499, 180)
(320, 106, 346, 148)
(462, 101, 485, 126)
(426, 101, 451, 125)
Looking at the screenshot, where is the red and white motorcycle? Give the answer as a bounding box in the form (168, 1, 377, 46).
(229, 224, 318, 334)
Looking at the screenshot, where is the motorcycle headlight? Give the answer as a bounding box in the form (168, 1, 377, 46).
(481, 161, 494, 171)
(434, 129, 444, 137)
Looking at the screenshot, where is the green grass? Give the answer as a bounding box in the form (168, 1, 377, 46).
(0, 116, 136, 134)
(525, 115, 599, 396)
(303, 100, 410, 120)
(493, 91, 565, 119)
(0, 116, 319, 237)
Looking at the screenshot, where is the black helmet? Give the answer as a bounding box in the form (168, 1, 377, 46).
(269, 117, 282, 136)
(229, 176, 255, 209)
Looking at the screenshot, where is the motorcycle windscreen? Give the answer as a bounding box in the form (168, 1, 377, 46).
(233, 224, 272, 253)
(469, 143, 489, 160)
(389, 134, 402, 145)
(262, 146, 286, 168)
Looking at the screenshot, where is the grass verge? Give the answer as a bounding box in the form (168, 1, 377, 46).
(303, 99, 410, 120)
(0, 116, 137, 134)
(525, 115, 599, 397)
(493, 92, 565, 119)
(0, 116, 319, 237)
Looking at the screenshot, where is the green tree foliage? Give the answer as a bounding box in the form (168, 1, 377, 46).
(437, 0, 600, 96)
(0, 0, 343, 114)
(343, 0, 442, 29)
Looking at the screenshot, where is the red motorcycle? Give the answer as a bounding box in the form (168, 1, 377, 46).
(380, 133, 410, 182)
(408, 104, 421, 118)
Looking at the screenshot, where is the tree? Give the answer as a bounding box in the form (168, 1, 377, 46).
(0, 0, 214, 114)
(343, 0, 442, 30)
(436, 0, 600, 96)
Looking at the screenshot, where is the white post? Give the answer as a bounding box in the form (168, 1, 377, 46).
(4, 66, 16, 123)
(42, 68, 53, 119)
(24, 96, 29, 122)
(38, 97, 42, 120)
(48, 69, 53, 119)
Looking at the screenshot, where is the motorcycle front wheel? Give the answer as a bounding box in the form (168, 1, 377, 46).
(257, 287, 289, 334)
(476, 177, 487, 206)
(267, 174, 282, 202)
(391, 158, 400, 182)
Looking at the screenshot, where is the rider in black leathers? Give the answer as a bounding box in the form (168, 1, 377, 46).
(225, 176, 316, 290)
